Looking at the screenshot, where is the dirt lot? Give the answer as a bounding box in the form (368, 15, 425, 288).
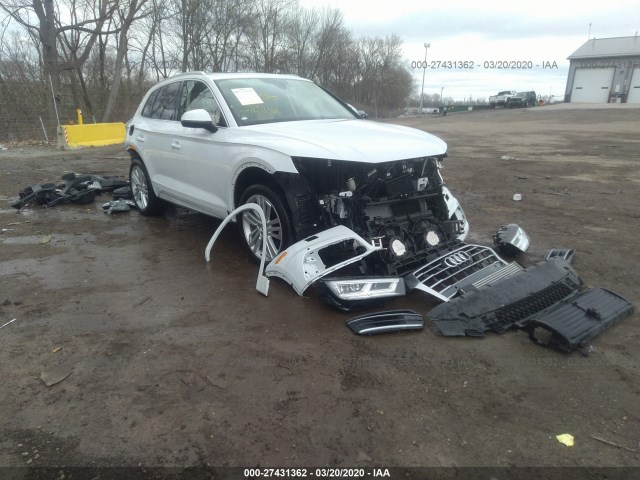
(1, 105, 639, 475)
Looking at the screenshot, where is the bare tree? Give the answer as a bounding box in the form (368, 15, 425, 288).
(1, 0, 416, 140)
(202, 0, 254, 71)
(144, 0, 172, 80)
(102, 0, 149, 121)
(247, 0, 294, 72)
(286, 5, 319, 78)
(1, 0, 118, 120)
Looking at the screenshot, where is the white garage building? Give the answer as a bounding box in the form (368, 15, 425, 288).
(565, 36, 640, 103)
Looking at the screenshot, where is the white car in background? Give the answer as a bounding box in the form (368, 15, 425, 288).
(126, 72, 469, 310)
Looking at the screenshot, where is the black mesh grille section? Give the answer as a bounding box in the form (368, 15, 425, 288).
(490, 283, 575, 332)
(296, 194, 316, 225)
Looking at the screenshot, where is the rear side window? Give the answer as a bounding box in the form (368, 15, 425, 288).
(143, 82, 182, 120)
(141, 89, 159, 118)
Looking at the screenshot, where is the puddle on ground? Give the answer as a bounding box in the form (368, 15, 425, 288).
(560, 174, 610, 184)
(2, 235, 51, 245)
(584, 225, 618, 233)
(0, 208, 33, 216)
(1, 233, 97, 245)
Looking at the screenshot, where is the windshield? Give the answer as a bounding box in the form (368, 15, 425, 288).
(215, 77, 357, 126)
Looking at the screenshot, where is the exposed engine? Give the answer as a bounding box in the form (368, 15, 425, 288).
(291, 155, 467, 276)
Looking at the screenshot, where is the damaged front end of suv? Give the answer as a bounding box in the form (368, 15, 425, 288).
(266, 153, 470, 310)
(263, 152, 634, 348)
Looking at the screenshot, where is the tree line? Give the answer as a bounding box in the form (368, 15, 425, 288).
(0, 0, 414, 133)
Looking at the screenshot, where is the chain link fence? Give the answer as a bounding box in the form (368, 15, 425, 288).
(0, 76, 144, 146)
(0, 78, 83, 145)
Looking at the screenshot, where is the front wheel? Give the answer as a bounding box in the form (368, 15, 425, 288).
(238, 184, 293, 263)
(129, 158, 167, 216)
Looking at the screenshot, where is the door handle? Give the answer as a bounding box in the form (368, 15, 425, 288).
(170, 141, 181, 150)
(135, 135, 146, 142)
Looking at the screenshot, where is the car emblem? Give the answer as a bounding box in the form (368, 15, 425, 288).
(443, 251, 471, 268)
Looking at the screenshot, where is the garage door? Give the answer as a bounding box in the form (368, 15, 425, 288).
(571, 68, 615, 103)
(627, 68, 640, 103)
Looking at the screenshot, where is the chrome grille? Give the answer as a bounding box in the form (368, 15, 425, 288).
(407, 244, 519, 301)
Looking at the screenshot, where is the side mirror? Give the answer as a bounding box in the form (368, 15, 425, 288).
(346, 103, 361, 118)
(181, 109, 217, 132)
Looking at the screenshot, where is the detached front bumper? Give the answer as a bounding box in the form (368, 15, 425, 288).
(265, 225, 383, 296)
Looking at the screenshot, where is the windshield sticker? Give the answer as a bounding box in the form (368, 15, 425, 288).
(231, 88, 264, 106)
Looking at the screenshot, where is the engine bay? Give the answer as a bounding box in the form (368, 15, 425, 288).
(291, 156, 467, 276)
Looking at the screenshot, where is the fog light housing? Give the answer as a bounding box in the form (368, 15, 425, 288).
(493, 223, 530, 255)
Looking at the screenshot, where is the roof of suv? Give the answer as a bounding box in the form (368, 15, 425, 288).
(163, 71, 306, 82)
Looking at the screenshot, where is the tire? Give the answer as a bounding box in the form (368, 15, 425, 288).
(238, 184, 293, 263)
(129, 158, 167, 216)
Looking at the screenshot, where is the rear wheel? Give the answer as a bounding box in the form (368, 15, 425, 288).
(238, 184, 293, 263)
(129, 158, 167, 216)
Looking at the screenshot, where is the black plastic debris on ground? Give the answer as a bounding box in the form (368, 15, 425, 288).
(545, 248, 576, 263)
(426, 256, 634, 352)
(102, 199, 136, 215)
(522, 288, 634, 352)
(11, 173, 129, 209)
(428, 259, 581, 337)
(112, 186, 133, 200)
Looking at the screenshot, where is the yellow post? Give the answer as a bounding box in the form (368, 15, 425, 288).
(76, 109, 83, 125)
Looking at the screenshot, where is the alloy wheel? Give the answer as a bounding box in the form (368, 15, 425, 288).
(242, 194, 283, 261)
(131, 166, 149, 210)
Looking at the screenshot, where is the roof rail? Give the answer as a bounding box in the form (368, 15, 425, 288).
(168, 70, 208, 79)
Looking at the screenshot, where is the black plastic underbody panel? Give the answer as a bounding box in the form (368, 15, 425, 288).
(347, 310, 424, 335)
(428, 259, 581, 336)
(522, 288, 634, 352)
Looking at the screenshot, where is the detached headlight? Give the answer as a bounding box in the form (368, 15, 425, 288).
(323, 277, 406, 301)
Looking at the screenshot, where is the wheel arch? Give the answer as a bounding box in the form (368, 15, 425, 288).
(127, 146, 142, 161)
(232, 165, 320, 241)
(233, 166, 284, 209)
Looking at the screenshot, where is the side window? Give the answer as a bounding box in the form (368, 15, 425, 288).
(141, 89, 159, 118)
(181, 80, 226, 127)
(148, 82, 182, 120)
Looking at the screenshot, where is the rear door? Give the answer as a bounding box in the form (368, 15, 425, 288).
(134, 81, 184, 197)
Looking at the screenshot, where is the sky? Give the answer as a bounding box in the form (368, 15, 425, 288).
(300, 0, 640, 101)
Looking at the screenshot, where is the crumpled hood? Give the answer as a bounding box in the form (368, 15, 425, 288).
(236, 119, 447, 162)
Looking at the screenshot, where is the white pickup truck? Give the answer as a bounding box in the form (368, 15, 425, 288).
(489, 91, 516, 108)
